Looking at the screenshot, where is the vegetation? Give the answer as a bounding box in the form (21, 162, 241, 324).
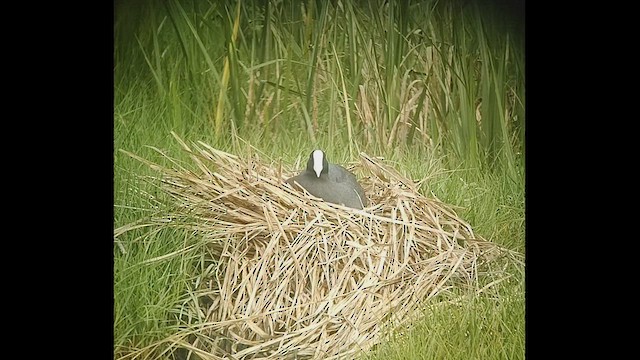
(114, 0, 524, 358)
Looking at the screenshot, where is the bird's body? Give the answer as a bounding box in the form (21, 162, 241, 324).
(286, 150, 367, 209)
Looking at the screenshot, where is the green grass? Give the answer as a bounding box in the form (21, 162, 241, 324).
(114, 0, 524, 358)
(363, 273, 525, 360)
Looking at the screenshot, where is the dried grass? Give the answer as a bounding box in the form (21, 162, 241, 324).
(118, 133, 523, 360)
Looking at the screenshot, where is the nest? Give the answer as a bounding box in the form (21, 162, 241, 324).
(119, 134, 523, 360)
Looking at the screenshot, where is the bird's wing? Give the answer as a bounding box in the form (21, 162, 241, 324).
(329, 164, 357, 183)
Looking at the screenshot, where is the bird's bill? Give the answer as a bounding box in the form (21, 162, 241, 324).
(312, 150, 324, 177)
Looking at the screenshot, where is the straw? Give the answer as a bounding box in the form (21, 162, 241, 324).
(117, 133, 523, 359)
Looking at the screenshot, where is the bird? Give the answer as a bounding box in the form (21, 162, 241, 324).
(285, 149, 368, 209)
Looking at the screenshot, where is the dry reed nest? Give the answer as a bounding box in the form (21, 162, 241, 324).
(119, 133, 523, 360)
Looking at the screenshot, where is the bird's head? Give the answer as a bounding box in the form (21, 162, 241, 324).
(308, 149, 328, 178)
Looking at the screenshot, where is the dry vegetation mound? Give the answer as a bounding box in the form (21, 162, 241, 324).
(118, 133, 523, 359)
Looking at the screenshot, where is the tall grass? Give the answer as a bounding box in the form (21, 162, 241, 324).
(114, 0, 524, 358)
(116, 0, 524, 168)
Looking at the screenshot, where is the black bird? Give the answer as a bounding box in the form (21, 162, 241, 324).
(285, 150, 368, 209)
